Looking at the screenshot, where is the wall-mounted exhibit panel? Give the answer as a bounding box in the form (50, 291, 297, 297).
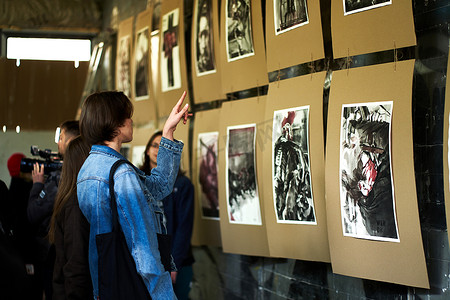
(191, 108, 222, 247)
(132, 8, 157, 125)
(176, 118, 191, 179)
(262, 72, 330, 262)
(156, 0, 189, 117)
(116, 16, 134, 98)
(443, 51, 450, 247)
(218, 97, 270, 256)
(325, 60, 429, 288)
(331, 0, 416, 58)
(191, 0, 225, 103)
(219, 0, 268, 94)
(265, 0, 324, 72)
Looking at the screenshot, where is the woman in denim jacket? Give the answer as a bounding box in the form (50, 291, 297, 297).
(77, 91, 190, 299)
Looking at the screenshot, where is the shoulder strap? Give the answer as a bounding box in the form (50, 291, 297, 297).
(109, 159, 133, 232)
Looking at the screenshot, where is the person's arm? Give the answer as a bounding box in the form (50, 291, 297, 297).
(171, 177, 194, 270)
(146, 137, 183, 201)
(115, 168, 176, 299)
(62, 200, 93, 300)
(27, 174, 58, 225)
(145, 91, 190, 201)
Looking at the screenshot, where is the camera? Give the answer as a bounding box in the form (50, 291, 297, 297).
(20, 146, 63, 175)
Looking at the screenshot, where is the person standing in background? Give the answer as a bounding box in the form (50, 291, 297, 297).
(48, 136, 93, 300)
(140, 130, 195, 300)
(27, 120, 80, 300)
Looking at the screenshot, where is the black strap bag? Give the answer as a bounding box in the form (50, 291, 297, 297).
(95, 160, 172, 300)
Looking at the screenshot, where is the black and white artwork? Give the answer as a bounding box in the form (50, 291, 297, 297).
(226, 0, 255, 62)
(198, 132, 220, 219)
(343, 0, 391, 16)
(195, 0, 216, 76)
(340, 101, 399, 242)
(274, 0, 309, 35)
(226, 124, 261, 225)
(134, 27, 150, 100)
(161, 8, 181, 92)
(117, 35, 131, 97)
(272, 107, 316, 224)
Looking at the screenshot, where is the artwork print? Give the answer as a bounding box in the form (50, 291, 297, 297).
(198, 132, 220, 219)
(274, 0, 309, 35)
(339, 101, 399, 242)
(161, 8, 182, 92)
(343, 0, 391, 16)
(195, 0, 216, 76)
(134, 27, 150, 100)
(226, 0, 255, 62)
(226, 124, 261, 225)
(117, 35, 131, 97)
(272, 106, 316, 224)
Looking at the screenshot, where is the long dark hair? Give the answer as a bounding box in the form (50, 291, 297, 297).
(139, 130, 185, 176)
(48, 136, 91, 243)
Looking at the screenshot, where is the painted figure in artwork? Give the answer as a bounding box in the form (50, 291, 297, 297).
(163, 13, 178, 87)
(341, 104, 398, 239)
(273, 111, 314, 221)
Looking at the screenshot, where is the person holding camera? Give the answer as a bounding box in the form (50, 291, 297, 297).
(27, 120, 80, 300)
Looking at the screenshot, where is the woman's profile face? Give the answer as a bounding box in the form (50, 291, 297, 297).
(147, 134, 162, 168)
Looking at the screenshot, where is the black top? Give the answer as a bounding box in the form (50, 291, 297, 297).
(52, 193, 92, 300)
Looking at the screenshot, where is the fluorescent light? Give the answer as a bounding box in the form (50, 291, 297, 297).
(55, 127, 61, 143)
(2, 125, 6, 133)
(7, 37, 91, 62)
(16, 126, 20, 133)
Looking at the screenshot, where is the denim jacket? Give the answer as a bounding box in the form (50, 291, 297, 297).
(77, 137, 182, 299)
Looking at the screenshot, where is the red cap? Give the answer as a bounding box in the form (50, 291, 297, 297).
(7, 153, 25, 178)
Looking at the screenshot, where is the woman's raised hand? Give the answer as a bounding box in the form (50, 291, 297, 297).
(162, 91, 192, 141)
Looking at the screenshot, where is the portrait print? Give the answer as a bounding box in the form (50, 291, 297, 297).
(274, 0, 309, 35)
(343, 0, 391, 16)
(117, 35, 131, 97)
(198, 132, 220, 219)
(134, 27, 150, 100)
(161, 8, 182, 92)
(339, 101, 399, 242)
(226, 0, 255, 62)
(195, 0, 216, 76)
(226, 124, 261, 225)
(272, 106, 316, 224)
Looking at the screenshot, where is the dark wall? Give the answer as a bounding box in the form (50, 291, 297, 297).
(100, 0, 450, 298)
(0, 59, 88, 131)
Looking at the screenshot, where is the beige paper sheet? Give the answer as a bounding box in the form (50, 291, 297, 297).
(219, 0, 268, 94)
(174, 119, 191, 179)
(132, 8, 157, 125)
(325, 60, 429, 288)
(443, 51, 450, 248)
(265, 0, 324, 72)
(156, 0, 189, 117)
(331, 0, 416, 58)
(191, 108, 223, 246)
(263, 72, 330, 262)
(116, 17, 134, 97)
(218, 97, 270, 256)
(190, 0, 225, 103)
